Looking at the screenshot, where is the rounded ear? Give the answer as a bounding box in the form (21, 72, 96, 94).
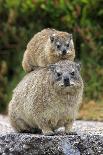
(48, 64, 56, 72)
(75, 62, 81, 71)
(69, 34, 72, 40)
(50, 34, 56, 42)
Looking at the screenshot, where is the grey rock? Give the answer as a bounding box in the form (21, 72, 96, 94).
(0, 115, 103, 155)
(0, 132, 103, 155)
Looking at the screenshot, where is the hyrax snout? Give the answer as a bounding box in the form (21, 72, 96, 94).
(9, 60, 83, 135)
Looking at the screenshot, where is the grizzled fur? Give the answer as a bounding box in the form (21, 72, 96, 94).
(9, 60, 83, 135)
(22, 28, 75, 72)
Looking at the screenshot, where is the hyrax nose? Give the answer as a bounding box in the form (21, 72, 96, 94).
(64, 77, 70, 87)
(62, 49, 66, 55)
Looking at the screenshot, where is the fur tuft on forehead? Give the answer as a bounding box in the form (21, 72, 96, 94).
(55, 32, 71, 38)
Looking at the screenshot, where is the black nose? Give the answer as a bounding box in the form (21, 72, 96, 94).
(62, 49, 66, 55)
(64, 77, 70, 87)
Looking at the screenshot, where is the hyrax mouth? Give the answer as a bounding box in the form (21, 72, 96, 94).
(59, 82, 78, 89)
(57, 50, 73, 58)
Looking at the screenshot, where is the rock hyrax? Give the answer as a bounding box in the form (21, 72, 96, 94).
(22, 28, 75, 72)
(9, 60, 83, 135)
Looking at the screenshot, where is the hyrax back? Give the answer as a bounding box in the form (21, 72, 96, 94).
(9, 60, 83, 135)
(22, 28, 75, 72)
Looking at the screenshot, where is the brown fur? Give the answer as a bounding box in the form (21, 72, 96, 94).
(9, 60, 83, 135)
(22, 28, 75, 72)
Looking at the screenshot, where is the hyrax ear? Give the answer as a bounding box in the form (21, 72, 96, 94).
(50, 34, 56, 42)
(68, 33, 73, 40)
(48, 64, 56, 72)
(75, 62, 81, 71)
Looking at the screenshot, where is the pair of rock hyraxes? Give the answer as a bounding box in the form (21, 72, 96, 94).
(9, 28, 83, 135)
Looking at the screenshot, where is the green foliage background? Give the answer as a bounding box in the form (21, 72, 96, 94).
(0, 0, 103, 112)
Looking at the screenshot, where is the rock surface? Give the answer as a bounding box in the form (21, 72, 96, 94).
(0, 115, 103, 155)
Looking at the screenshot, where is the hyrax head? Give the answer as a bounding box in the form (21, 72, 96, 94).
(49, 32, 75, 60)
(49, 60, 83, 94)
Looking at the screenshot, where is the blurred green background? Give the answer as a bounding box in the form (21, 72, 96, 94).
(0, 0, 103, 119)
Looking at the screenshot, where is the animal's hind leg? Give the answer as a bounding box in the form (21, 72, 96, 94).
(22, 50, 34, 72)
(12, 118, 31, 133)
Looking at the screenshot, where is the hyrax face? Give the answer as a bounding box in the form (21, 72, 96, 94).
(49, 61, 82, 94)
(49, 33, 75, 59)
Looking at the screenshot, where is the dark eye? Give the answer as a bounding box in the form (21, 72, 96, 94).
(66, 43, 69, 47)
(50, 36, 54, 42)
(57, 44, 61, 49)
(57, 72, 62, 77)
(71, 71, 75, 76)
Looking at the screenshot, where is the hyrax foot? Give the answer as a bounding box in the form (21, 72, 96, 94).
(65, 121, 73, 135)
(66, 131, 77, 135)
(25, 63, 34, 72)
(12, 118, 30, 133)
(43, 131, 54, 136)
(42, 128, 54, 136)
(54, 127, 65, 135)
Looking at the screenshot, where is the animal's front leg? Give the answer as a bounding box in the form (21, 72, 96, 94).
(64, 120, 73, 134)
(37, 118, 54, 136)
(42, 127, 54, 136)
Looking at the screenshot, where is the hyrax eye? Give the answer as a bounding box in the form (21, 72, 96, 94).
(57, 72, 62, 77)
(56, 42, 61, 49)
(57, 44, 61, 49)
(71, 71, 75, 76)
(66, 43, 69, 47)
(50, 36, 55, 42)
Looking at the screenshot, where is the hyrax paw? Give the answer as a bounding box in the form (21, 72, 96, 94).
(42, 130, 54, 136)
(66, 131, 77, 135)
(54, 127, 65, 135)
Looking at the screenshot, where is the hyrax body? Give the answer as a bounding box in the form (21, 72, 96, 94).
(22, 28, 75, 72)
(9, 60, 83, 135)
